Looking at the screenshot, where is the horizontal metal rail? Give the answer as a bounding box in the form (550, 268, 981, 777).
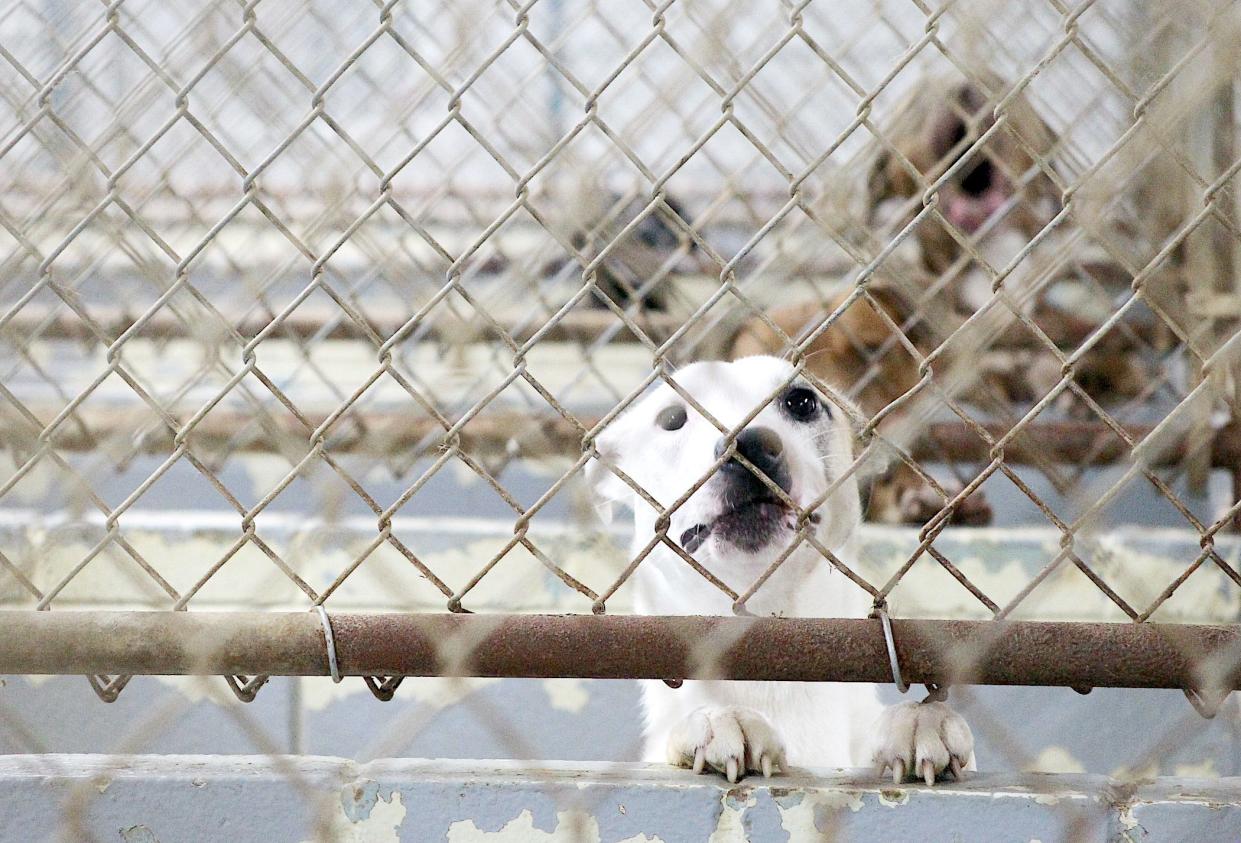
(15, 403, 1240, 471)
(1, 612, 1239, 691)
(0, 306, 685, 345)
(1, 300, 1109, 348)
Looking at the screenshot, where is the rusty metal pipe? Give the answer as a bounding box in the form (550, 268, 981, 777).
(1, 611, 1239, 690)
(3, 299, 1102, 348)
(0, 307, 684, 346)
(12, 400, 1241, 469)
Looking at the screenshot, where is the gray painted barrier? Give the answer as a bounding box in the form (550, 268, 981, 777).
(3, 755, 1240, 842)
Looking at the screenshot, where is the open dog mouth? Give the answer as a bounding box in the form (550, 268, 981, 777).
(679, 498, 822, 554)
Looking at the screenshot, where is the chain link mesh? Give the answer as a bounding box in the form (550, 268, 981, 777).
(2, 0, 1240, 838)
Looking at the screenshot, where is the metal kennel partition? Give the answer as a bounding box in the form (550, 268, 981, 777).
(1, 0, 1241, 838)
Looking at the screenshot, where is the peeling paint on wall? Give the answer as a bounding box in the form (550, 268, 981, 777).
(445, 808, 604, 842)
(776, 787, 865, 837)
(1173, 759, 1219, 778)
(8, 518, 1241, 620)
(300, 675, 501, 714)
(542, 679, 590, 714)
(877, 787, 910, 807)
(5, 756, 1241, 841)
(707, 788, 756, 843)
(318, 780, 406, 843)
(1032, 747, 1087, 775)
(120, 825, 159, 843)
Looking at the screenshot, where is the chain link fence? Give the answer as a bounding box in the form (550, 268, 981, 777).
(2, 0, 1241, 839)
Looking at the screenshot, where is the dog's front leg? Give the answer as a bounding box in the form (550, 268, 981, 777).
(665, 704, 786, 783)
(871, 700, 975, 785)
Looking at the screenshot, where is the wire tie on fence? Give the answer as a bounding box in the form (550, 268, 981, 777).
(871, 603, 909, 694)
(315, 605, 342, 684)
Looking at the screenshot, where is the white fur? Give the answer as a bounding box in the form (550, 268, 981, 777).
(589, 356, 974, 781)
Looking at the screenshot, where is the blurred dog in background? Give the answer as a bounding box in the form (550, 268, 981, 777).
(567, 191, 697, 312)
(731, 74, 1144, 524)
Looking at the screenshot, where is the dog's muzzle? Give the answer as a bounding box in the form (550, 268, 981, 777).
(716, 427, 790, 492)
(679, 426, 802, 554)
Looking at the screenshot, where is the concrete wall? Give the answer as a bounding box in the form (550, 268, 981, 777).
(4, 755, 1241, 842)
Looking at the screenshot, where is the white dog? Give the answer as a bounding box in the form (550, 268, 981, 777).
(588, 356, 974, 783)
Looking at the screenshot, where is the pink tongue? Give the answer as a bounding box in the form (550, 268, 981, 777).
(943, 188, 1006, 234)
(943, 194, 985, 233)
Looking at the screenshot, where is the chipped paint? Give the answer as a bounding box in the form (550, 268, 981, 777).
(5, 757, 1241, 840)
(341, 779, 383, 822)
(144, 675, 252, 705)
(777, 787, 865, 837)
(299, 675, 374, 712)
(1173, 759, 1219, 778)
(403, 676, 502, 707)
(707, 788, 756, 843)
(8, 520, 1240, 622)
(445, 809, 601, 842)
(1031, 746, 1087, 775)
(878, 788, 910, 806)
(542, 678, 590, 714)
(319, 785, 406, 843)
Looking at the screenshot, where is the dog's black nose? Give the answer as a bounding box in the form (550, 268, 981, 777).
(716, 427, 785, 483)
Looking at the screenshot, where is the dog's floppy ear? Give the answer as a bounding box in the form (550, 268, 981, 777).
(583, 427, 631, 525)
(817, 390, 866, 551)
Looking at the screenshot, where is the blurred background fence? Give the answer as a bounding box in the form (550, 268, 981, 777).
(2, 0, 1241, 839)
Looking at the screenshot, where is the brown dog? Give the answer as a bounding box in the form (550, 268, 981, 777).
(730, 286, 994, 525)
(730, 75, 1085, 525)
(867, 73, 1060, 295)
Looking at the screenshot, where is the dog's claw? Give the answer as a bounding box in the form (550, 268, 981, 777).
(668, 705, 784, 783)
(873, 700, 974, 789)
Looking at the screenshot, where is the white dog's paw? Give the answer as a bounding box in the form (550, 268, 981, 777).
(872, 700, 974, 785)
(666, 705, 786, 783)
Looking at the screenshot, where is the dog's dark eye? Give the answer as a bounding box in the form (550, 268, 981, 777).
(656, 404, 687, 431)
(781, 386, 824, 422)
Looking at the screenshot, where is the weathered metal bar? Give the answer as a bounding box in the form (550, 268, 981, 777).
(1, 611, 1239, 690)
(2, 300, 1106, 349)
(13, 400, 1239, 470)
(0, 306, 683, 345)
